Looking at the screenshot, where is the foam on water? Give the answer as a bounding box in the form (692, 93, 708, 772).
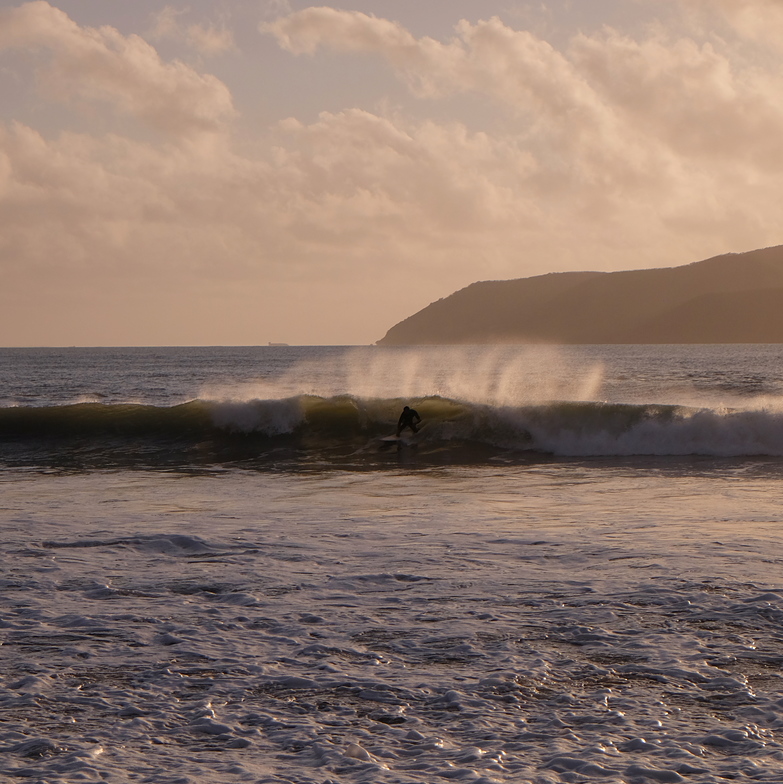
(3, 468, 783, 783)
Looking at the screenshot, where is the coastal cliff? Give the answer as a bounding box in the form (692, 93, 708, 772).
(377, 245, 783, 345)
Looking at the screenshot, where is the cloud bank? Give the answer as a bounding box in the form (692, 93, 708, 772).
(0, 1, 234, 137)
(1, 1, 783, 344)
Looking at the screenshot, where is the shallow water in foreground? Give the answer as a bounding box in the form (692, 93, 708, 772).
(4, 462, 783, 783)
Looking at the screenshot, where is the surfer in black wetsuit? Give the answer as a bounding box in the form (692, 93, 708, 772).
(396, 405, 421, 437)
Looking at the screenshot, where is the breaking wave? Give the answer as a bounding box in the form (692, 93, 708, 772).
(3, 393, 783, 469)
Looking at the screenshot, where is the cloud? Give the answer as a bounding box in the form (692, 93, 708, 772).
(264, 9, 588, 101)
(0, 1, 235, 138)
(262, 7, 418, 58)
(683, 0, 783, 44)
(0, 108, 527, 279)
(185, 23, 234, 56)
(577, 29, 783, 167)
(3, 1, 783, 344)
(150, 6, 236, 56)
(263, 7, 783, 162)
(263, 7, 783, 219)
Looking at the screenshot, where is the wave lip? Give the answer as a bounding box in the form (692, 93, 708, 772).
(1, 395, 783, 467)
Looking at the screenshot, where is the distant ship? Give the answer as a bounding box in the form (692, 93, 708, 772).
(268, 342, 289, 346)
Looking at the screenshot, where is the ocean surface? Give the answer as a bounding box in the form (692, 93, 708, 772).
(3, 344, 783, 783)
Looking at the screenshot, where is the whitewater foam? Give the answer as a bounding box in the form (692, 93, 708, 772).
(5, 467, 783, 783)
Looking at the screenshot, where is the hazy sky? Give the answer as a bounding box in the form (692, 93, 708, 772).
(2, 0, 783, 345)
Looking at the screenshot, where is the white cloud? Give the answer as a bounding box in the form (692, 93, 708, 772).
(0, 1, 235, 138)
(264, 7, 783, 162)
(683, 0, 783, 44)
(263, 7, 783, 232)
(150, 6, 236, 56)
(185, 23, 234, 56)
(262, 7, 418, 58)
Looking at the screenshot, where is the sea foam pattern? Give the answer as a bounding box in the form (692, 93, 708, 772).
(3, 469, 783, 783)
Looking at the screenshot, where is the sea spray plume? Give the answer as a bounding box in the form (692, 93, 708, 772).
(199, 346, 606, 406)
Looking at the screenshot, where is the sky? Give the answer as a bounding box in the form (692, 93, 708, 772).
(2, 0, 783, 346)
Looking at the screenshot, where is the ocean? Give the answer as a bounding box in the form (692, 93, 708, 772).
(3, 344, 783, 783)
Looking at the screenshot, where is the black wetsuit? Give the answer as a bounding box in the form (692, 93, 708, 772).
(397, 407, 421, 435)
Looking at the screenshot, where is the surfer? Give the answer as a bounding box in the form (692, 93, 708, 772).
(396, 405, 421, 437)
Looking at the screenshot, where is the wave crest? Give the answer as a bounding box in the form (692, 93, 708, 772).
(3, 395, 783, 467)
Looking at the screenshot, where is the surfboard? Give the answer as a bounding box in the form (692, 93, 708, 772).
(378, 423, 424, 447)
(379, 430, 421, 447)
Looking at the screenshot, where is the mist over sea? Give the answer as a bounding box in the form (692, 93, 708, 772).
(3, 345, 783, 783)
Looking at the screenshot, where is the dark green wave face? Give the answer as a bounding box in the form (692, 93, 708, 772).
(0, 395, 778, 469)
(0, 396, 487, 470)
